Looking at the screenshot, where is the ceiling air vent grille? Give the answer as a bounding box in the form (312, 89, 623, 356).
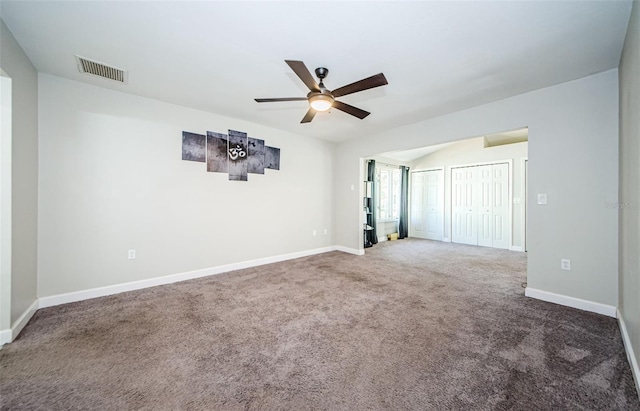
(74, 55, 128, 83)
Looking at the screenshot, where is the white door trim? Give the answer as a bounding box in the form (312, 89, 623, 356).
(0, 74, 13, 336)
(522, 157, 528, 252)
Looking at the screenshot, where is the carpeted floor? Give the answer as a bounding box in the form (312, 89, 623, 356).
(1, 239, 638, 410)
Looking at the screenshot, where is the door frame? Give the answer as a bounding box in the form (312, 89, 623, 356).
(449, 159, 513, 249)
(0, 73, 13, 344)
(522, 157, 528, 252)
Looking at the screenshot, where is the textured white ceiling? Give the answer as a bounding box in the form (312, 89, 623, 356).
(0, 1, 632, 143)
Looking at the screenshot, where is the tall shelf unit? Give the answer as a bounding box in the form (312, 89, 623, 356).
(363, 180, 374, 248)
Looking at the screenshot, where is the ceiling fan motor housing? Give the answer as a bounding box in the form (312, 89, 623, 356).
(315, 67, 329, 80)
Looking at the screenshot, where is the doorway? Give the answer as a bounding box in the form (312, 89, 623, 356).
(374, 128, 528, 252)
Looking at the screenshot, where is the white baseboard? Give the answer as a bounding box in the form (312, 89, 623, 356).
(525, 287, 617, 318)
(0, 328, 11, 346)
(510, 246, 524, 252)
(3, 246, 363, 345)
(443, 237, 451, 243)
(12, 300, 39, 340)
(334, 245, 364, 256)
(618, 309, 640, 398)
(0, 299, 39, 346)
(39, 246, 365, 309)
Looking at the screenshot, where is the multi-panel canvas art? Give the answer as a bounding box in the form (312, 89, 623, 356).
(206, 131, 228, 173)
(265, 146, 281, 170)
(181, 132, 206, 162)
(182, 128, 280, 181)
(247, 138, 265, 174)
(228, 130, 249, 181)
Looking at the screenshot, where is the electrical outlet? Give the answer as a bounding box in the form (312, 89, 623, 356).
(128, 249, 136, 260)
(561, 259, 571, 271)
(323, 228, 328, 235)
(312, 230, 317, 237)
(537, 193, 548, 205)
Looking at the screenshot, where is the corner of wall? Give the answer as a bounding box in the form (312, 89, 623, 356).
(0, 17, 39, 332)
(618, 310, 640, 398)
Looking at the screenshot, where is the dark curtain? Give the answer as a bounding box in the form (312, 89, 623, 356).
(398, 165, 410, 239)
(366, 160, 378, 245)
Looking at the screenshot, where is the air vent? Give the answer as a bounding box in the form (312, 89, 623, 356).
(74, 55, 128, 83)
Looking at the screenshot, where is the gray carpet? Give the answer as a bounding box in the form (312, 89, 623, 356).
(1, 239, 638, 410)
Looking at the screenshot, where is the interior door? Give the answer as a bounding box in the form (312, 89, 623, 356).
(477, 165, 493, 247)
(452, 167, 477, 245)
(491, 163, 510, 249)
(452, 163, 509, 248)
(424, 169, 444, 240)
(451, 168, 465, 243)
(410, 172, 427, 238)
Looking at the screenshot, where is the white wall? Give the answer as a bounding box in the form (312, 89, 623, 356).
(619, 0, 640, 392)
(38, 74, 334, 298)
(410, 137, 528, 248)
(376, 221, 398, 242)
(335, 70, 619, 307)
(0, 20, 38, 327)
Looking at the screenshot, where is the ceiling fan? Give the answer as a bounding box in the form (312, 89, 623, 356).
(255, 60, 388, 123)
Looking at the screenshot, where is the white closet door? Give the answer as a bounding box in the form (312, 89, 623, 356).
(452, 163, 510, 248)
(452, 167, 478, 245)
(424, 170, 444, 240)
(410, 170, 444, 240)
(477, 165, 493, 247)
(451, 168, 465, 243)
(410, 172, 427, 238)
(491, 163, 510, 249)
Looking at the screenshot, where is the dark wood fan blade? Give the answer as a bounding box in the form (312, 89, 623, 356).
(255, 97, 308, 103)
(285, 60, 320, 92)
(300, 108, 317, 123)
(331, 73, 388, 98)
(333, 101, 370, 119)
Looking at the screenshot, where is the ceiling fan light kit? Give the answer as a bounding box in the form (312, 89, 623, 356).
(255, 60, 388, 123)
(308, 93, 334, 111)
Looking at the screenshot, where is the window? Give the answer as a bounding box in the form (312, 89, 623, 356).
(376, 167, 401, 220)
